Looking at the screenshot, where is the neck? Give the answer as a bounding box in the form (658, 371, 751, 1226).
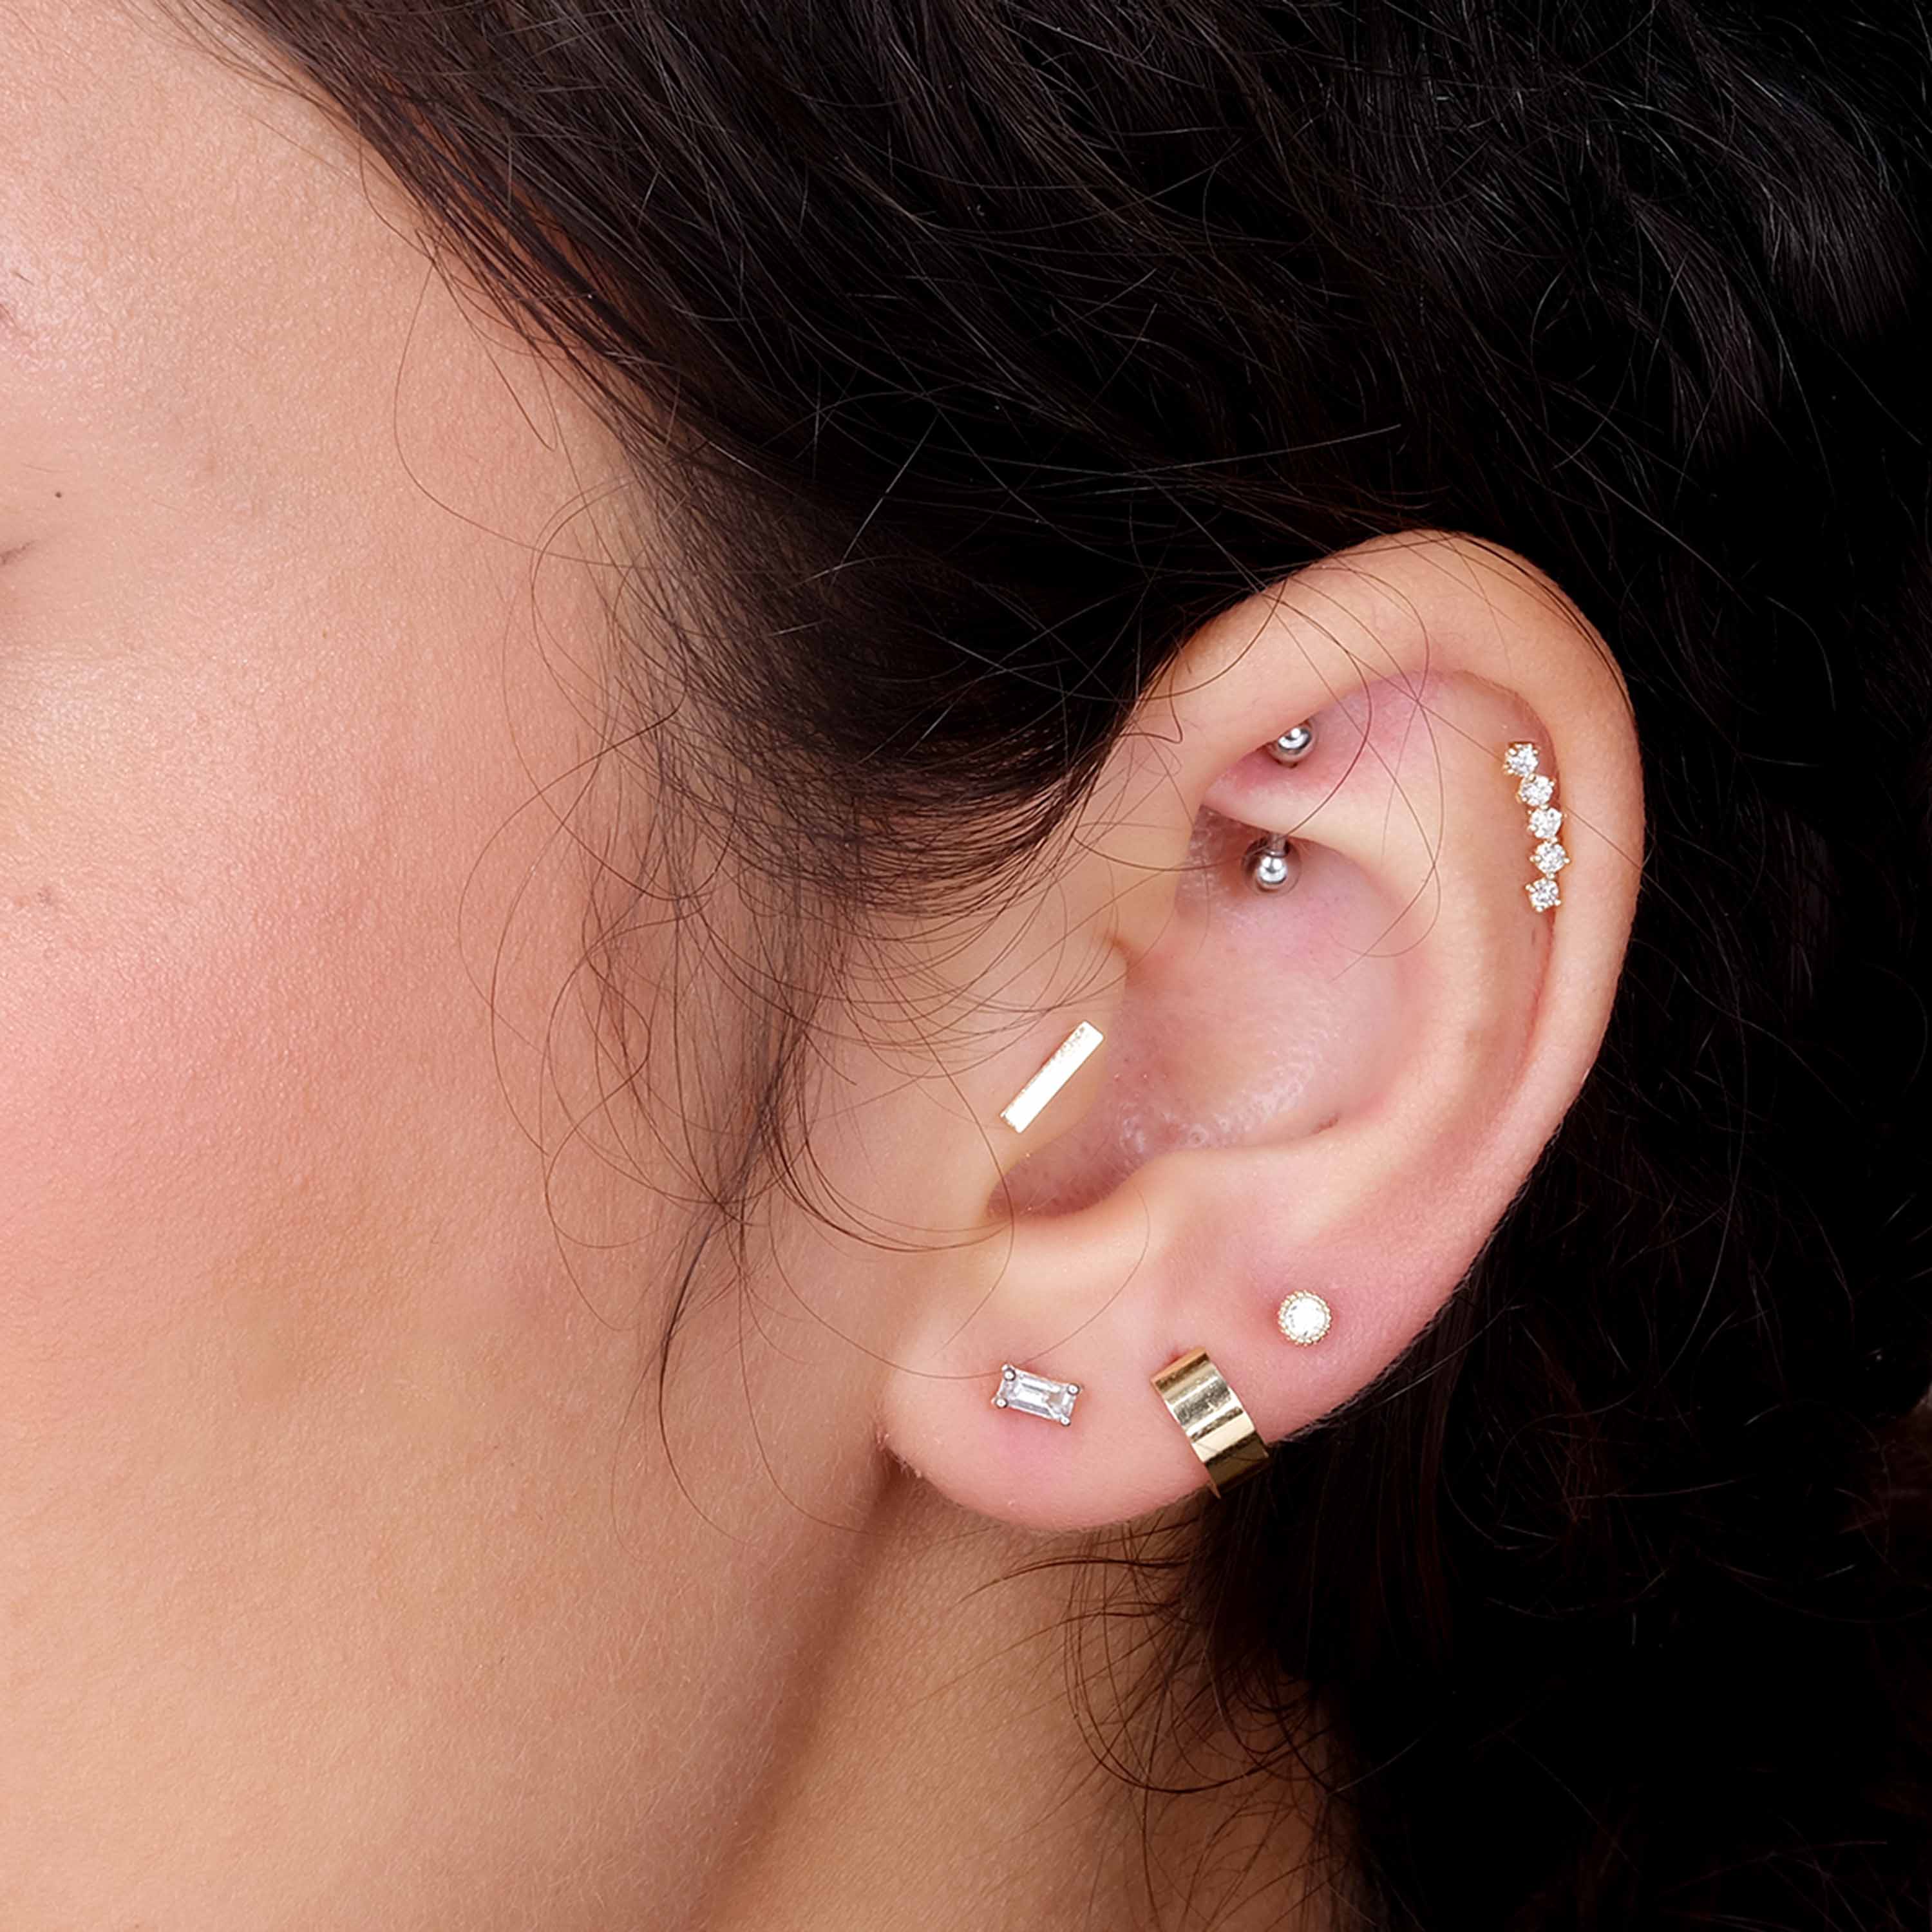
(703, 1475, 1321, 1931)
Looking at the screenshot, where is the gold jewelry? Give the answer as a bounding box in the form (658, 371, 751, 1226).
(1276, 1290, 1332, 1345)
(998, 1020, 1104, 1133)
(991, 1363, 1081, 1426)
(1503, 741, 1568, 912)
(1150, 1347, 1271, 1495)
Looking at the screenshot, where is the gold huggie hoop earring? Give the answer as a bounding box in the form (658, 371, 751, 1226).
(1150, 1349, 1271, 1496)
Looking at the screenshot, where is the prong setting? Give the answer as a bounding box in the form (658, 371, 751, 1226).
(1504, 742, 1568, 913)
(992, 1363, 1082, 1425)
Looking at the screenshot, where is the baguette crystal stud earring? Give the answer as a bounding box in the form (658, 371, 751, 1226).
(999, 1020, 1104, 1132)
(1244, 831, 1298, 893)
(1276, 1290, 1332, 1346)
(1267, 721, 1316, 765)
(1150, 1348, 1271, 1495)
(992, 1363, 1081, 1425)
(1503, 741, 1568, 913)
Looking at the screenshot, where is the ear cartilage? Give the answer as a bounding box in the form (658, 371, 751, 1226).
(992, 1363, 1082, 1426)
(1276, 1290, 1332, 1346)
(1150, 1348, 1271, 1496)
(1267, 721, 1316, 765)
(1503, 741, 1569, 913)
(998, 1019, 1104, 1133)
(1244, 831, 1299, 893)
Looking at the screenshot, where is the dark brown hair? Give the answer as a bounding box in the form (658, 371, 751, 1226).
(167, 2, 1932, 1922)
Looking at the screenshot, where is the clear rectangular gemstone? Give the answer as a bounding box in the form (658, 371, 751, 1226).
(992, 1364, 1081, 1425)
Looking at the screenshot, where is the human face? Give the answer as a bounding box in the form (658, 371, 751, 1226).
(0, 5, 848, 1922)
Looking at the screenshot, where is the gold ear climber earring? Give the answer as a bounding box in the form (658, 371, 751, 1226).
(1150, 1348, 1271, 1495)
(999, 1020, 1104, 1133)
(1504, 741, 1569, 912)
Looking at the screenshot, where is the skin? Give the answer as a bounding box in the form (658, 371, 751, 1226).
(0, 5, 1645, 1926)
(0, 6, 1323, 1925)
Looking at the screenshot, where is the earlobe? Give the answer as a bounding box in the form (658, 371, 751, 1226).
(877, 533, 1643, 1533)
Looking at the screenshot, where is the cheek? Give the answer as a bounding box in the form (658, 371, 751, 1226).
(0, 609, 581, 1455)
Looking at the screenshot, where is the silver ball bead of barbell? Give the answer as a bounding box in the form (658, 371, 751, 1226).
(1267, 721, 1315, 765)
(1245, 833, 1298, 893)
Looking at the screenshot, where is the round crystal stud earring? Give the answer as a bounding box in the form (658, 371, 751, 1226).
(1276, 1290, 1332, 1346)
(1244, 831, 1299, 893)
(1267, 721, 1316, 764)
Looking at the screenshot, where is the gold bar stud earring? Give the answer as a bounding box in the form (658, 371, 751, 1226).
(999, 1020, 1104, 1133)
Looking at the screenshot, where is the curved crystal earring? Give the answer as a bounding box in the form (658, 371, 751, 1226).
(1267, 721, 1316, 765)
(1244, 831, 1298, 893)
(1503, 741, 1569, 913)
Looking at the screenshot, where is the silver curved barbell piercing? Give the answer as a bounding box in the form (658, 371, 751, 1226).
(1244, 831, 1298, 893)
(991, 1363, 1081, 1425)
(1267, 721, 1316, 765)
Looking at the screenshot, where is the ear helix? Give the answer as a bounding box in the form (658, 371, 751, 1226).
(1267, 721, 1316, 765)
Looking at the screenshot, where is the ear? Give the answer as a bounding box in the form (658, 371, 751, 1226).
(876, 531, 1644, 1532)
